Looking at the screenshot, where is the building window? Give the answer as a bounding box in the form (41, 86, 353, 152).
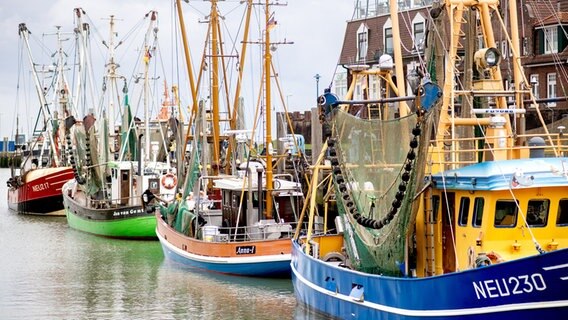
(413, 22, 425, 51)
(530, 74, 539, 99)
(385, 27, 393, 54)
(357, 29, 368, 61)
(547, 73, 557, 107)
(544, 26, 558, 54)
(522, 37, 529, 56)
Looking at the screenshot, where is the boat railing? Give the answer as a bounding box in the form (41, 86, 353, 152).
(203, 222, 295, 242)
(89, 192, 175, 209)
(429, 132, 568, 167)
(201, 220, 324, 243)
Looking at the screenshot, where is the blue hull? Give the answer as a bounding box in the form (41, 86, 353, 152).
(291, 240, 568, 319)
(157, 232, 291, 277)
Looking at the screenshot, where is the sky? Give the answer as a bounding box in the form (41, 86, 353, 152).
(0, 1, 355, 140)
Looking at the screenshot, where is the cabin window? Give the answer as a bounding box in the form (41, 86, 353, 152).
(252, 191, 260, 208)
(494, 200, 519, 227)
(472, 197, 485, 227)
(458, 197, 470, 226)
(232, 193, 239, 208)
(223, 190, 231, 206)
(430, 195, 440, 223)
(121, 170, 129, 181)
(557, 199, 568, 226)
(526, 199, 549, 227)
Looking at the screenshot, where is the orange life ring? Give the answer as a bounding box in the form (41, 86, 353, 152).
(161, 173, 177, 190)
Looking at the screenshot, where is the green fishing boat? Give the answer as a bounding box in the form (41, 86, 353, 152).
(62, 11, 178, 239)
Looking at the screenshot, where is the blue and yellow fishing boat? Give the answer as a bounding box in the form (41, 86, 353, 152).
(292, 0, 568, 318)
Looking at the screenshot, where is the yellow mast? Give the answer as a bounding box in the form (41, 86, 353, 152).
(264, 0, 273, 219)
(176, 0, 198, 157)
(210, 0, 221, 175)
(388, 0, 408, 116)
(225, 0, 253, 172)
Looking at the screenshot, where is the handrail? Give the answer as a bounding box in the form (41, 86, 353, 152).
(197, 221, 320, 243)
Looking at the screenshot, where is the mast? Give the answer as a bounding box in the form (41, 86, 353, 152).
(106, 15, 118, 161)
(143, 11, 158, 161)
(225, 0, 253, 172)
(508, 0, 525, 141)
(388, 0, 408, 116)
(53, 26, 71, 166)
(264, 1, 273, 219)
(210, 0, 221, 175)
(176, 0, 198, 157)
(74, 8, 98, 119)
(17, 23, 60, 167)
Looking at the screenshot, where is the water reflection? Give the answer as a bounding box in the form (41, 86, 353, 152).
(0, 169, 325, 319)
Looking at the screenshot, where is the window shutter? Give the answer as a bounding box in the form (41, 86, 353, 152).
(538, 29, 544, 54)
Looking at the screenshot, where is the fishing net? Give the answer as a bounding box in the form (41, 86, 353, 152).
(332, 108, 432, 276)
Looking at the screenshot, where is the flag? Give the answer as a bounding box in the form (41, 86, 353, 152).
(143, 48, 152, 64)
(121, 92, 137, 161)
(267, 13, 277, 32)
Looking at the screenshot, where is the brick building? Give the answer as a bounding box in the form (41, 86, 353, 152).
(333, 0, 568, 129)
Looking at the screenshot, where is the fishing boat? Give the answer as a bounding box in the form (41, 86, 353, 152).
(292, 0, 568, 318)
(7, 24, 75, 215)
(145, 0, 305, 277)
(62, 10, 177, 239)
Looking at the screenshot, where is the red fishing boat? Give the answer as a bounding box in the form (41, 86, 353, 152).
(7, 24, 75, 215)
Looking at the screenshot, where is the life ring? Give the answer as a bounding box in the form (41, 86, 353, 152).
(161, 173, 177, 190)
(323, 251, 346, 263)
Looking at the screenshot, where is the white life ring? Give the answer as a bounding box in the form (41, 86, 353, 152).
(161, 173, 177, 190)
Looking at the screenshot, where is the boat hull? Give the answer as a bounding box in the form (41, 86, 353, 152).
(291, 239, 568, 319)
(7, 167, 74, 215)
(63, 182, 156, 239)
(156, 211, 291, 277)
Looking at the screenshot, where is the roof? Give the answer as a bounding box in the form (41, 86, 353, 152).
(526, 1, 568, 26)
(430, 158, 568, 191)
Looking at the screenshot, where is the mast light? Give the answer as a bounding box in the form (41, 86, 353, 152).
(474, 47, 501, 70)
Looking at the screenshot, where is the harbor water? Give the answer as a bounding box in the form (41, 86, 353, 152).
(0, 169, 324, 320)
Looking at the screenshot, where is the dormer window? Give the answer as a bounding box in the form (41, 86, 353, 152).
(544, 26, 558, 54)
(537, 25, 560, 54)
(412, 13, 426, 52)
(384, 18, 393, 55)
(385, 28, 393, 54)
(357, 24, 369, 62)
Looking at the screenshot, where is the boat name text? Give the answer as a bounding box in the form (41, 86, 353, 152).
(235, 245, 256, 255)
(32, 182, 50, 192)
(473, 273, 547, 299)
(112, 208, 145, 217)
